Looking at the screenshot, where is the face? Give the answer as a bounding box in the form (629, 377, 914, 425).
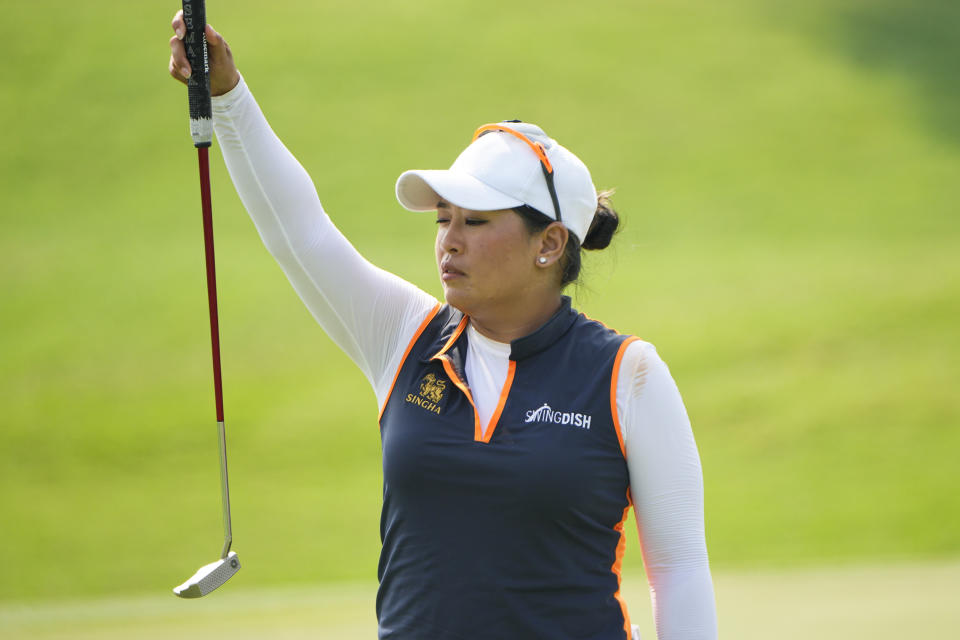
(434, 200, 543, 316)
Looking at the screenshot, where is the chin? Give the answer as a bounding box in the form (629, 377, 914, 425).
(442, 288, 473, 316)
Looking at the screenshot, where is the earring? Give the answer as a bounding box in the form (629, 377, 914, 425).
(538, 257, 548, 264)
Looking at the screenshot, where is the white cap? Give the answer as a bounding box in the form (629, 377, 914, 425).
(396, 121, 599, 243)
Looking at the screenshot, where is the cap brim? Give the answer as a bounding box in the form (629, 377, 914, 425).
(396, 170, 524, 212)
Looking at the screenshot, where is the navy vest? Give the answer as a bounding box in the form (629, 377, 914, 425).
(378, 297, 637, 639)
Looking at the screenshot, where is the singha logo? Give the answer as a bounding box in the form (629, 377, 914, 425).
(419, 373, 446, 403)
(406, 373, 448, 414)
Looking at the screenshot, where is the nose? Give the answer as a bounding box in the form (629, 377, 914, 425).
(438, 220, 463, 254)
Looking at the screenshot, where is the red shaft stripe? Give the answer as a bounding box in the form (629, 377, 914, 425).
(198, 146, 224, 423)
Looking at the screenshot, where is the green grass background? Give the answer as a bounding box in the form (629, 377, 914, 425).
(4, 562, 960, 639)
(1, 0, 958, 632)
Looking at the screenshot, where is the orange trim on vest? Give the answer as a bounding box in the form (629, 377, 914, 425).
(610, 336, 641, 459)
(432, 315, 469, 359)
(477, 360, 516, 443)
(437, 355, 481, 437)
(378, 303, 442, 423)
(580, 311, 624, 335)
(429, 318, 515, 444)
(611, 491, 634, 640)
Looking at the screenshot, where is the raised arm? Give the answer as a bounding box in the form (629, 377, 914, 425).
(618, 341, 718, 639)
(168, 14, 438, 399)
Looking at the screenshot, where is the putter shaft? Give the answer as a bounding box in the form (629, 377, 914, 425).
(199, 146, 233, 559)
(218, 420, 233, 558)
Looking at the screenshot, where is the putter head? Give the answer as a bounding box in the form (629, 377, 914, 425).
(173, 551, 240, 598)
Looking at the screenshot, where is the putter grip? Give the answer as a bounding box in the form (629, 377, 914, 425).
(182, 0, 212, 147)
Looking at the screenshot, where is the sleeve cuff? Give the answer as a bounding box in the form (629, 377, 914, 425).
(211, 74, 249, 114)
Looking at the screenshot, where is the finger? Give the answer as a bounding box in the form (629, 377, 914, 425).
(168, 56, 188, 85)
(169, 35, 191, 78)
(205, 23, 235, 68)
(205, 23, 222, 47)
(171, 9, 185, 40)
(205, 24, 232, 63)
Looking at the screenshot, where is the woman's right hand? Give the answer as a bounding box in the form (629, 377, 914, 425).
(168, 10, 240, 97)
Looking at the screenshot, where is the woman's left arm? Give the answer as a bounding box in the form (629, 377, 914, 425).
(618, 341, 718, 640)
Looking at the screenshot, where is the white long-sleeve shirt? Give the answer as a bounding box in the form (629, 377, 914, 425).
(211, 76, 717, 640)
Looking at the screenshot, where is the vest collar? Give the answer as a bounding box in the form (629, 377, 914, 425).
(425, 296, 578, 364)
(508, 296, 578, 360)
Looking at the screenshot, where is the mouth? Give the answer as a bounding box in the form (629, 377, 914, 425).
(440, 261, 466, 282)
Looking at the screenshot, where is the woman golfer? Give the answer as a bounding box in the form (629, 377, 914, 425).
(169, 15, 717, 640)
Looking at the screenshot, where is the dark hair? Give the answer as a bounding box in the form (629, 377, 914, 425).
(514, 189, 620, 288)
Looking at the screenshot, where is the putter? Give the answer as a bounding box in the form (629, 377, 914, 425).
(173, 0, 241, 598)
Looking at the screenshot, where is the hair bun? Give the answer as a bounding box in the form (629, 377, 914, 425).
(581, 190, 619, 250)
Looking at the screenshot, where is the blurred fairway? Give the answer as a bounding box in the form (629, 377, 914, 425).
(3, 561, 959, 639)
(1, 0, 958, 633)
